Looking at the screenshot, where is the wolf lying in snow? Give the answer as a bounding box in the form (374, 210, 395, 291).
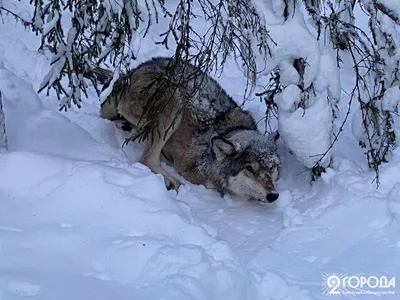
(100, 57, 281, 203)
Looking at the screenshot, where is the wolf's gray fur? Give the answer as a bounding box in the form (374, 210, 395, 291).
(101, 57, 281, 203)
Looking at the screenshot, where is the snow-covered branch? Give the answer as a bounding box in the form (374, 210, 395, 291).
(0, 91, 7, 150)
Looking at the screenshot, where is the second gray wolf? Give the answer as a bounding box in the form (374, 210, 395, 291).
(100, 57, 281, 203)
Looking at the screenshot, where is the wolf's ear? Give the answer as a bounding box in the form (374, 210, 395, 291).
(211, 136, 237, 160)
(268, 131, 280, 142)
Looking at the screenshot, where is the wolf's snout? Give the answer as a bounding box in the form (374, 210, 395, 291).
(266, 193, 279, 203)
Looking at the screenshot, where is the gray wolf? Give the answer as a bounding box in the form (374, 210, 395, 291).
(100, 57, 281, 203)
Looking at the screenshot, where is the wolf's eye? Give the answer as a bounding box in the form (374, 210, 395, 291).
(245, 165, 255, 174)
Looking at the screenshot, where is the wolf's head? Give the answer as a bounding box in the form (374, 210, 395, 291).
(211, 130, 281, 203)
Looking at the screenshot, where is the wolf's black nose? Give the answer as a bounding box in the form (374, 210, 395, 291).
(266, 193, 279, 203)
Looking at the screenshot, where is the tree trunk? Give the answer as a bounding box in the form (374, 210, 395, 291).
(0, 91, 7, 150)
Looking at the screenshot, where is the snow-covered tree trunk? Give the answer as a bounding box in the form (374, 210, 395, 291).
(0, 91, 7, 150)
(252, 0, 340, 176)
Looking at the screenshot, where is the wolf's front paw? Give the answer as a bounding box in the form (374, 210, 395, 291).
(164, 176, 182, 191)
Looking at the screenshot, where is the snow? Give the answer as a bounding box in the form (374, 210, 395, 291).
(42, 11, 60, 36)
(379, 86, 400, 112)
(1, 2, 400, 300)
(275, 85, 301, 112)
(278, 97, 334, 168)
(256, 18, 321, 89)
(276, 43, 340, 168)
(388, 183, 400, 221)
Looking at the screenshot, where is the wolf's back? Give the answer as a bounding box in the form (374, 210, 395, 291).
(99, 57, 237, 125)
(100, 57, 172, 120)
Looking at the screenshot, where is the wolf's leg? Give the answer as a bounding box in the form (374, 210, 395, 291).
(139, 114, 182, 190)
(118, 98, 183, 191)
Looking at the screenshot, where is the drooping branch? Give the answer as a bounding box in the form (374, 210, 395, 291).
(3, 0, 273, 144)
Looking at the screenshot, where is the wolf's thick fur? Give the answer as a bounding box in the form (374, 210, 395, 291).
(101, 57, 281, 203)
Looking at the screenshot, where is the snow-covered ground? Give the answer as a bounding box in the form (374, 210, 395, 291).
(1, 3, 400, 300)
